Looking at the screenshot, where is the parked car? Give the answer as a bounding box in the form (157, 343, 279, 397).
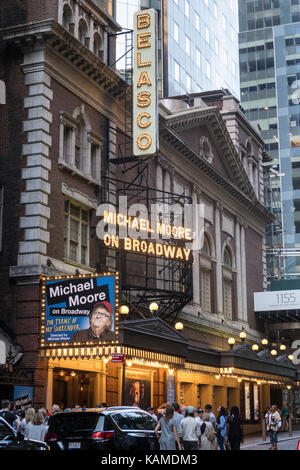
(45, 406, 159, 451)
(0, 417, 49, 450)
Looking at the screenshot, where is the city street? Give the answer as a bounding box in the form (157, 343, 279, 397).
(241, 431, 300, 451)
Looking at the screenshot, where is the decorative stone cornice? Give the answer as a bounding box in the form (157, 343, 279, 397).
(159, 116, 274, 226)
(160, 105, 257, 203)
(1, 20, 129, 101)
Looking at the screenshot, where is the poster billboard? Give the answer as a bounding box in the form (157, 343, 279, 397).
(124, 378, 151, 410)
(40, 273, 118, 347)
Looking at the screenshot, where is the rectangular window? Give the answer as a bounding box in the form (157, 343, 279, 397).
(213, 1, 218, 18)
(222, 14, 226, 31)
(64, 200, 89, 266)
(63, 125, 73, 164)
(205, 26, 210, 44)
(195, 13, 200, 32)
(196, 48, 201, 68)
(224, 278, 232, 319)
(174, 61, 180, 82)
(91, 143, 99, 179)
(200, 268, 211, 312)
(186, 73, 191, 92)
(215, 37, 219, 55)
(185, 0, 190, 18)
(185, 35, 191, 55)
(206, 60, 211, 79)
(174, 22, 179, 43)
(224, 50, 228, 66)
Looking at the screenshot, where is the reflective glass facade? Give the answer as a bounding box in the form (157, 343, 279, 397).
(114, 0, 240, 99)
(239, 0, 300, 276)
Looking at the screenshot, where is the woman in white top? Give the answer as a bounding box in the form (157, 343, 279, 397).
(24, 411, 48, 442)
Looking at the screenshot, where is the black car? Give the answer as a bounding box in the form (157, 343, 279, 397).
(45, 406, 159, 451)
(0, 417, 49, 450)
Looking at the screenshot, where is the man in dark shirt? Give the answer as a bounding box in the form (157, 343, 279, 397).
(72, 301, 115, 343)
(0, 399, 21, 431)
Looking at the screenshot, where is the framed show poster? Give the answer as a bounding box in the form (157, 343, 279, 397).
(40, 273, 119, 347)
(124, 378, 151, 410)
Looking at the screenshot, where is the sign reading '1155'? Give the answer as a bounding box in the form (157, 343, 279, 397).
(133, 9, 159, 157)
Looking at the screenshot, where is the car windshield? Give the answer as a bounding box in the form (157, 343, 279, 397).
(50, 413, 102, 436)
(111, 411, 157, 430)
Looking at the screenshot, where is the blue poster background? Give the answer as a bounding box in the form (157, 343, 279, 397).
(44, 275, 115, 343)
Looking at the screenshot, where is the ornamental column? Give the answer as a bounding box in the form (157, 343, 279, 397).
(235, 216, 243, 321)
(240, 219, 248, 322)
(215, 202, 223, 315)
(191, 185, 201, 305)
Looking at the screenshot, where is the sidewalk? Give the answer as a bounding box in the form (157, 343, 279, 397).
(241, 430, 300, 449)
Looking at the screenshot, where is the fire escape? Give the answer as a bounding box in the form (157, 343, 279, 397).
(102, 28, 193, 325)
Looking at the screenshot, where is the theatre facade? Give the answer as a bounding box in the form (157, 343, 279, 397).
(0, 1, 298, 433)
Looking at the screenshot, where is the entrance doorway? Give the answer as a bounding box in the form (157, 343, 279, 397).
(53, 369, 96, 410)
(270, 386, 283, 410)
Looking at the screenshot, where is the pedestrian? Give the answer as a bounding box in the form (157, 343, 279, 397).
(267, 404, 281, 450)
(179, 406, 201, 450)
(224, 408, 230, 450)
(180, 405, 187, 417)
(281, 402, 289, 432)
(24, 410, 48, 442)
(204, 404, 218, 449)
(51, 404, 60, 415)
(204, 404, 217, 430)
(195, 408, 204, 427)
(38, 407, 49, 425)
(227, 406, 243, 451)
(0, 399, 22, 432)
(21, 407, 35, 434)
(172, 402, 184, 449)
(216, 406, 227, 450)
(200, 413, 217, 450)
(155, 404, 182, 450)
(147, 407, 158, 422)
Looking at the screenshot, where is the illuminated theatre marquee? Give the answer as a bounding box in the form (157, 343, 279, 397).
(133, 9, 159, 157)
(102, 211, 192, 261)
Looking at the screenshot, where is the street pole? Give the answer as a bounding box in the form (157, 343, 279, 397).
(121, 360, 126, 406)
(262, 416, 266, 441)
(289, 414, 293, 437)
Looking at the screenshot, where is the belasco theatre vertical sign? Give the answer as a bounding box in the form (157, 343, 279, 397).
(133, 8, 159, 157)
(40, 273, 119, 347)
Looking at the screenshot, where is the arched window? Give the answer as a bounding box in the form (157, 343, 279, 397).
(62, 3, 73, 32)
(93, 33, 104, 60)
(223, 247, 232, 267)
(200, 234, 212, 313)
(78, 19, 88, 46)
(223, 246, 233, 319)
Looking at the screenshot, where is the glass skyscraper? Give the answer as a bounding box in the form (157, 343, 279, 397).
(239, 0, 300, 277)
(113, 0, 240, 99)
